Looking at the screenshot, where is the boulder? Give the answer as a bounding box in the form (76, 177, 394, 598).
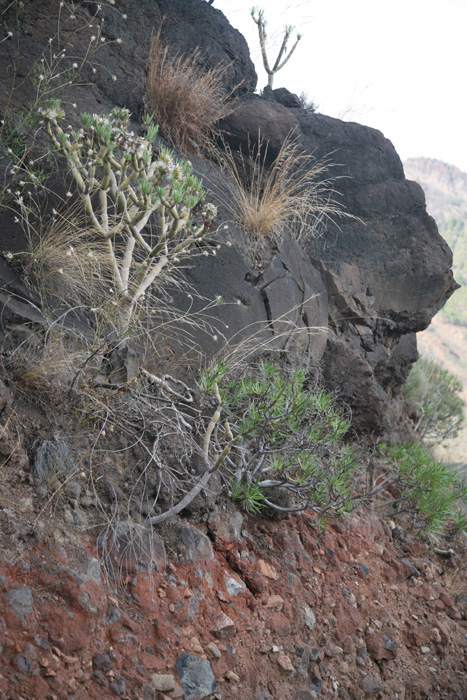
(97, 520, 167, 575)
(175, 653, 217, 700)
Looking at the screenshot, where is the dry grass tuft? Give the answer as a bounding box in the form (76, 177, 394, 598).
(146, 26, 237, 154)
(19, 206, 113, 310)
(10, 336, 91, 405)
(218, 132, 352, 242)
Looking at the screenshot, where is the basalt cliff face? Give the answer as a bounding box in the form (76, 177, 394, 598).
(0, 0, 458, 435)
(0, 2, 465, 700)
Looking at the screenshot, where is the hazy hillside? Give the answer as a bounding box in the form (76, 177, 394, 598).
(404, 157, 467, 325)
(404, 158, 467, 467)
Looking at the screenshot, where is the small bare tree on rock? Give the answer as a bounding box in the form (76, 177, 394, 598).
(251, 7, 302, 89)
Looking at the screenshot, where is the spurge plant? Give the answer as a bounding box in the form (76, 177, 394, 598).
(40, 104, 216, 329)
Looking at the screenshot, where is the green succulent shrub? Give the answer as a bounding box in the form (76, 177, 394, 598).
(40, 104, 217, 329)
(375, 442, 467, 537)
(199, 358, 360, 516)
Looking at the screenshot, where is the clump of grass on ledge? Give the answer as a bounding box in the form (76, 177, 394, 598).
(218, 132, 351, 242)
(9, 201, 112, 312)
(146, 26, 236, 154)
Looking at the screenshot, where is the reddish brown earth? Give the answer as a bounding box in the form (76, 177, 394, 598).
(1, 505, 467, 700)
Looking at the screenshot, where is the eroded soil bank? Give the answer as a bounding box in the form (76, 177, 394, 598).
(0, 504, 466, 700)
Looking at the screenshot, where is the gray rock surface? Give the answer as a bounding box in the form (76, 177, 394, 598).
(0, 0, 458, 438)
(172, 524, 214, 562)
(98, 520, 167, 574)
(175, 653, 217, 700)
(7, 587, 35, 624)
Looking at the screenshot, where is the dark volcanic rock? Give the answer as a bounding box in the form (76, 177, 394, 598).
(98, 520, 167, 575)
(0, 0, 457, 436)
(171, 524, 214, 563)
(0, 0, 255, 120)
(7, 588, 35, 625)
(219, 95, 300, 166)
(221, 100, 458, 430)
(293, 109, 458, 325)
(175, 653, 217, 700)
(220, 99, 457, 429)
(298, 112, 458, 429)
(265, 234, 329, 361)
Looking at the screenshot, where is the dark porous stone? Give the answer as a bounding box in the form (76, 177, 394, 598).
(308, 675, 323, 694)
(172, 524, 214, 563)
(92, 653, 111, 670)
(295, 646, 310, 674)
(188, 595, 199, 622)
(7, 587, 34, 624)
(273, 87, 303, 108)
(105, 607, 124, 626)
(175, 653, 217, 700)
(144, 685, 156, 700)
(93, 670, 108, 685)
(110, 676, 127, 696)
(14, 655, 31, 674)
(361, 674, 384, 694)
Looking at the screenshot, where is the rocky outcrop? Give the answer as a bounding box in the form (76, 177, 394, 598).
(219, 95, 458, 430)
(0, 4, 465, 700)
(0, 0, 255, 118)
(0, 0, 458, 434)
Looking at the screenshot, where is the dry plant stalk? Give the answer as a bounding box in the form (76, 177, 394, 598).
(146, 25, 236, 154)
(219, 132, 351, 242)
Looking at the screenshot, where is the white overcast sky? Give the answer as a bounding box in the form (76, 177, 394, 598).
(215, 0, 467, 172)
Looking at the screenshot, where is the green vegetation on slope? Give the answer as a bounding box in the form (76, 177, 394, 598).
(437, 216, 467, 325)
(403, 355, 465, 441)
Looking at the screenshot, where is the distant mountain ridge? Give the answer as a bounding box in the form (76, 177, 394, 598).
(404, 157, 467, 324)
(405, 158, 467, 465)
(405, 157, 467, 201)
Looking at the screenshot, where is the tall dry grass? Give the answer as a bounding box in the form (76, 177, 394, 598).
(146, 27, 237, 154)
(18, 206, 113, 311)
(218, 132, 352, 242)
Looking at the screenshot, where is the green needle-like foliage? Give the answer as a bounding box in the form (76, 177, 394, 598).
(376, 442, 467, 537)
(200, 359, 360, 516)
(404, 355, 465, 442)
